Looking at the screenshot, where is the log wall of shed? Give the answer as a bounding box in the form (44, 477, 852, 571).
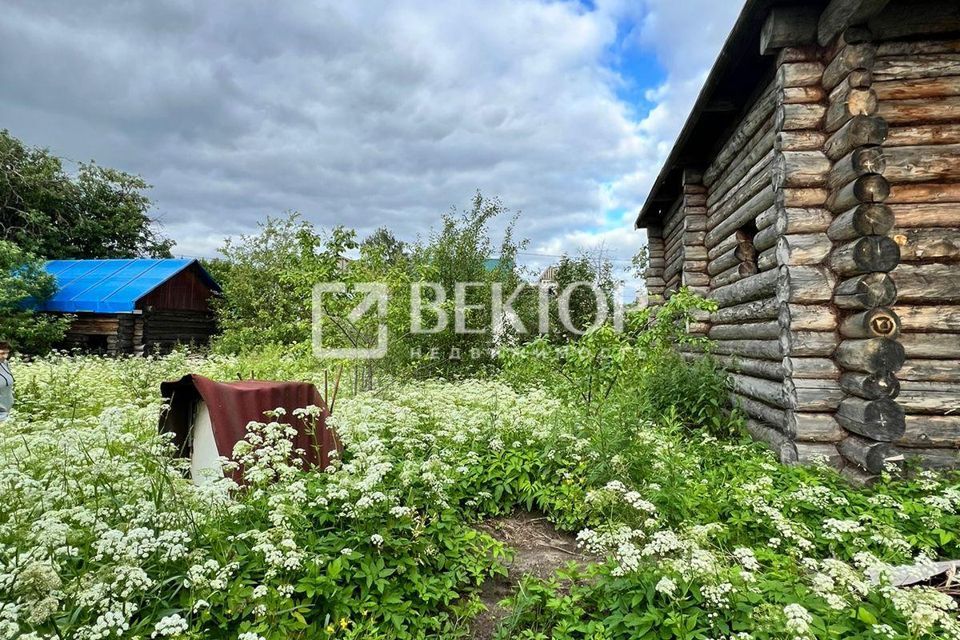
(876, 35, 960, 470)
(639, 0, 960, 475)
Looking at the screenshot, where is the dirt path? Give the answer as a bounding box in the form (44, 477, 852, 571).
(470, 512, 588, 640)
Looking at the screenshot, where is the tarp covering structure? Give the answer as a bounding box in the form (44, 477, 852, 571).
(40, 259, 221, 313)
(159, 374, 340, 484)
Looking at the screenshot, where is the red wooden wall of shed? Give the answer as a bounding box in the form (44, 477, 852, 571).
(136, 264, 216, 312)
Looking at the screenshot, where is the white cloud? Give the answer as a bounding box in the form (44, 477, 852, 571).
(0, 0, 744, 296)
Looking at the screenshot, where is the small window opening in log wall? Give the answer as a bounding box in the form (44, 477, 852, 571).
(736, 221, 759, 277)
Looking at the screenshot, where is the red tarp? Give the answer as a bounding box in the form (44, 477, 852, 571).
(160, 374, 341, 482)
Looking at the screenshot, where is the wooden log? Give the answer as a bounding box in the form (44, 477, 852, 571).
(895, 447, 960, 470)
(707, 232, 739, 261)
(834, 272, 897, 309)
(710, 261, 757, 289)
(878, 97, 960, 126)
(821, 42, 877, 88)
(886, 124, 960, 147)
(784, 378, 844, 411)
(773, 151, 831, 189)
(776, 130, 827, 152)
(761, 6, 820, 55)
(892, 305, 960, 333)
(713, 354, 786, 380)
(776, 233, 831, 266)
(836, 397, 906, 442)
(867, 1, 960, 42)
(892, 228, 960, 262)
(745, 418, 797, 464)
(898, 359, 960, 383)
(731, 373, 788, 408)
(896, 382, 960, 415)
(824, 116, 888, 161)
(899, 333, 960, 359)
(839, 371, 901, 400)
(777, 45, 823, 64)
(757, 205, 779, 230)
(711, 297, 780, 324)
(758, 247, 778, 271)
(779, 303, 838, 331)
(785, 411, 845, 442)
(796, 442, 844, 468)
(873, 76, 960, 101)
(775, 103, 826, 131)
(713, 340, 784, 360)
(825, 87, 878, 133)
(891, 263, 960, 303)
(896, 415, 960, 448)
(708, 245, 742, 276)
(835, 338, 906, 373)
(827, 147, 886, 192)
(781, 187, 829, 208)
(826, 174, 890, 212)
(883, 144, 960, 183)
(838, 436, 894, 474)
(777, 62, 825, 89)
(777, 265, 836, 304)
(705, 186, 775, 249)
(830, 235, 900, 276)
(877, 40, 960, 57)
(874, 54, 960, 82)
(776, 208, 832, 236)
(707, 134, 775, 210)
(889, 203, 960, 229)
(783, 356, 841, 379)
(781, 330, 839, 357)
(889, 182, 960, 204)
(734, 392, 787, 424)
(712, 268, 779, 308)
(754, 224, 779, 253)
(710, 320, 781, 342)
(827, 204, 895, 241)
(682, 271, 711, 287)
(839, 307, 900, 339)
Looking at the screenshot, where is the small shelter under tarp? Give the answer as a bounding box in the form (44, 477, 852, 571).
(160, 374, 340, 484)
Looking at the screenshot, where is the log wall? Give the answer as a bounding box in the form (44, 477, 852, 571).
(702, 71, 792, 455)
(877, 34, 960, 470)
(640, 1, 960, 475)
(644, 227, 666, 303)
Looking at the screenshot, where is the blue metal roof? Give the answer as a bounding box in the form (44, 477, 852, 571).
(40, 259, 220, 313)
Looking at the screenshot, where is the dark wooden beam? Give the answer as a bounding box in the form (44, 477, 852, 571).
(761, 6, 820, 55)
(818, 0, 892, 46)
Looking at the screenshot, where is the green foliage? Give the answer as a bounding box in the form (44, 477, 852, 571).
(6, 353, 960, 639)
(0, 239, 71, 353)
(502, 287, 735, 437)
(541, 252, 618, 342)
(0, 129, 172, 258)
(210, 214, 356, 351)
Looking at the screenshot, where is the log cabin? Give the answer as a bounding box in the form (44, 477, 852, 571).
(39, 259, 221, 355)
(635, 0, 960, 478)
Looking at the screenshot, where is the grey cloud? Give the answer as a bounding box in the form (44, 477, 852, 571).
(0, 0, 744, 271)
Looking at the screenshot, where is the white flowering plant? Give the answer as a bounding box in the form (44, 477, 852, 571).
(3, 341, 960, 640)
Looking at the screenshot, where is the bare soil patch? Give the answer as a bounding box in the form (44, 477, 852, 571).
(470, 512, 589, 640)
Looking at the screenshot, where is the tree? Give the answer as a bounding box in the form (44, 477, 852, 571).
(0, 129, 172, 258)
(211, 213, 356, 351)
(0, 240, 71, 353)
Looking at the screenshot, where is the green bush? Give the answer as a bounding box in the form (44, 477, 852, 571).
(0, 239, 71, 354)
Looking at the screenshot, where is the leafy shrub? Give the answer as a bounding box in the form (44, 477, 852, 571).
(0, 239, 71, 354)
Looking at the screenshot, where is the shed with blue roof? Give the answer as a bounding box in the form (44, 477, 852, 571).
(41, 259, 221, 354)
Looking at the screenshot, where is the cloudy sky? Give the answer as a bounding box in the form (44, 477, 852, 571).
(0, 0, 742, 290)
